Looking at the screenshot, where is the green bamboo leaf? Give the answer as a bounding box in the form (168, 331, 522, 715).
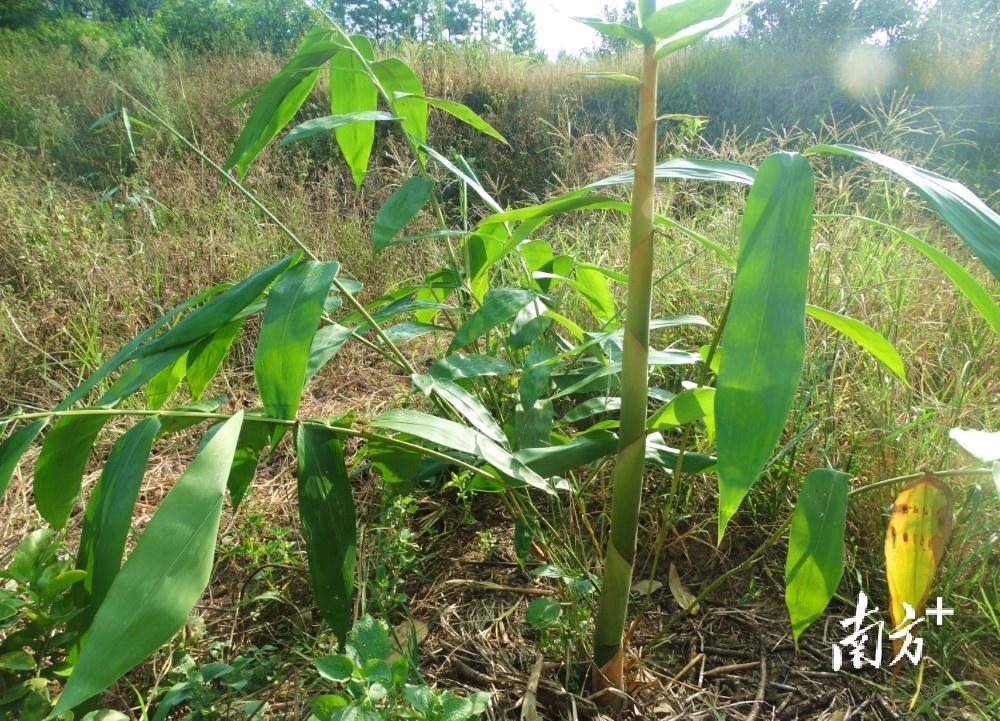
(648, 387, 714, 429)
(99, 344, 192, 406)
(306, 324, 356, 383)
(579, 71, 640, 85)
(139, 256, 295, 358)
(574, 264, 616, 323)
(427, 354, 516, 380)
(785, 468, 851, 643)
(515, 431, 618, 477)
(372, 176, 436, 253)
(280, 111, 396, 145)
(186, 319, 242, 399)
(808, 144, 1000, 280)
(52, 412, 244, 717)
(228, 417, 272, 509)
(329, 36, 377, 187)
(145, 352, 187, 410)
(34, 414, 112, 529)
(823, 216, 1000, 336)
(372, 58, 427, 147)
(225, 30, 343, 178)
(654, 6, 751, 59)
(255, 261, 339, 420)
(805, 304, 907, 382)
(296, 424, 357, 643)
(642, 0, 729, 40)
(372, 409, 558, 494)
(563, 397, 622, 423)
(0, 420, 46, 502)
(73, 417, 161, 635)
(449, 288, 538, 352)
(418, 96, 507, 144)
(412, 374, 507, 447)
(485, 193, 628, 225)
(156, 397, 226, 437)
(590, 158, 756, 188)
(716, 152, 815, 539)
(59, 285, 225, 411)
(644, 435, 717, 473)
(572, 16, 653, 46)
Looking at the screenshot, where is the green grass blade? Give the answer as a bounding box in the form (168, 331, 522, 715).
(296, 424, 357, 644)
(785, 468, 851, 643)
(805, 304, 907, 382)
(255, 260, 338, 421)
(808, 143, 1000, 280)
(716, 152, 815, 540)
(372, 176, 436, 253)
(52, 412, 244, 717)
(73, 417, 161, 635)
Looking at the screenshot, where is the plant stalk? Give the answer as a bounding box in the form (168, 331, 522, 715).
(591, 30, 658, 690)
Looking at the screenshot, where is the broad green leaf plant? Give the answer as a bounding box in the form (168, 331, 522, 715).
(1, 1, 998, 716)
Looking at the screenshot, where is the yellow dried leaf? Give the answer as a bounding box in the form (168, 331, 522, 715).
(884, 473, 953, 650)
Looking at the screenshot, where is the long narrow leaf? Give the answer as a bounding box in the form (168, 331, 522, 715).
(73, 417, 161, 634)
(139, 256, 294, 357)
(0, 420, 46, 501)
(372, 176, 436, 253)
(255, 261, 338, 420)
(590, 158, 756, 188)
(297, 424, 357, 643)
(371, 58, 427, 146)
(819, 215, 1000, 336)
(34, 414, 112, 529)
(785, 468, 851, 643)
(449, 288, 538, 352)
(808, 144, 1000, 279)
(642, 0, 730, 40)
(806, 304, 906, 382)
(716, 152, 815, 539)
(53, 412, 244, 716)
(280, 111, 396, 145)
(329, 36, 378, 187)
(226, 30, 343, 178)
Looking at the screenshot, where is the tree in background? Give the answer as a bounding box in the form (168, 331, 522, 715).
(743, 0, 921, 45)
(590, 0, 638, 57)
(499, 0, 536, 54)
